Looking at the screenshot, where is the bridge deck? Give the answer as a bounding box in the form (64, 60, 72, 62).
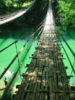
(14, 0, 73, 100)
(14, 31, 73, 100)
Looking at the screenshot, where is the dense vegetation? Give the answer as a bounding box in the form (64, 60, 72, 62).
(0, 0, 75, 30)
(0, 0, 32, 14)
(53, 0, 75, 30)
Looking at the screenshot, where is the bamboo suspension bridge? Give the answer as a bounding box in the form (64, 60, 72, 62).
(0, 0, 75, 100)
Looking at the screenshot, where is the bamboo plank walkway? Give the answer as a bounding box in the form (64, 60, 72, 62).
(14, 0, 74, 100)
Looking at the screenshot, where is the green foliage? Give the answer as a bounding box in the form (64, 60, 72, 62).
(0, 0, 48, 26)
(0, 2, 3, 8)
(11, 15, 25, 25)
(56, 0, 75, 30)
(3, 0, 13, 7)
(0, 0, 32, 13)
(36, 0, 47, 13)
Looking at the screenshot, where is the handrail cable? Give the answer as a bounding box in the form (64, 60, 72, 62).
(0, 18, 45, 53)
(52, 9, 75, 75)
(56, 32, 75, 73)
(52, 13, 75, 41)
(61, 27, 75, 41)
(0, 22, 44, 79)
(52, 13, 75, 57)
(0, 25, 44, 100)
(56, 28, 75, 56)
(72, 56, 75, 74)
(52, 15, 75, 73)
(13, 27, 44, 99)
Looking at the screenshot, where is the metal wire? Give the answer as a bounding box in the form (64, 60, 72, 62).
(15, 43, 22, 80)
(53, 14, 75, 74)
(0, 22, 44, 79)
(0, 18, 45, 53)
(53, 14, 75, 41)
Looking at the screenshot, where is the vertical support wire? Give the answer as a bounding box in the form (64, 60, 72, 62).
(15, 43, 22, 80)
(33, 31, 36, 50)
(27, 33, 29, 58)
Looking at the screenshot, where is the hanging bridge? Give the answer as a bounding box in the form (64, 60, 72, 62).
(0, 0, 35, 25)
(0, 0, 75, 100)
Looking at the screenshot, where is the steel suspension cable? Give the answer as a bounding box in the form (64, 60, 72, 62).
(56, 32, 75, 73)
(72, 57, 75, 74)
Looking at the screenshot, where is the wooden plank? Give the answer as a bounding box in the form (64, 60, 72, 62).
(39, 67, 45, 100)
(32, 67, 38, 100)
(14, 59, 37, 100)
(36, 61, 42, 100)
